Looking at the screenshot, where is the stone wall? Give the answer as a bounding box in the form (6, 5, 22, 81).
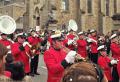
(56, 0, 78, 28)
(1, 0, 120, 34)
(54, 0, 120, 34)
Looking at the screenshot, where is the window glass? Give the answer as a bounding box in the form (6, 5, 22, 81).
(106, 0, 109, 16)
(87, 0, 92, 13)
(61, 0, 69, 11)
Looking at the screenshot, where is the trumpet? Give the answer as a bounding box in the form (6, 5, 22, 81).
(30, 43, 41, 56)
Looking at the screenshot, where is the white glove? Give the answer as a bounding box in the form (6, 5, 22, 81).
(110, 59, 118, 65)
(7, 45, 11, 49)
(87, 38, 93, 43)
(91, 39, 97, 43)
(65, 51, 76, 64)
(87, 38, 97, 43)
(33, 33, 38, 37)
(73, 41, 77, 46)
(67, 39, 74, 45)
(7, 51, 11, 54)
(23, 42, 32, 48)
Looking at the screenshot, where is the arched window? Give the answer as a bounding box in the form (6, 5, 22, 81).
(61, 0, 69, 11)
(87, 0, 92, 13)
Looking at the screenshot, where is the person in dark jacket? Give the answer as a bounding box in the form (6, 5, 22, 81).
(5, 53, 15, 75)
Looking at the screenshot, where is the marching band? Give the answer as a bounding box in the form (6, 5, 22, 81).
(0, 15, 120, 82)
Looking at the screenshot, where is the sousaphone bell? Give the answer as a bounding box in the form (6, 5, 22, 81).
(68, 19, 78, 32)
(0, 15, 16, 34)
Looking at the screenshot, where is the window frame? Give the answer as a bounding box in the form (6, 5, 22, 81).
(61, 0, 69, 13)
(87, 0, 92, 14)
(106, 0, 110, 16)
(114, 0, 117, 14)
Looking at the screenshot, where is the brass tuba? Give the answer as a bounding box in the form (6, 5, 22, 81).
(0, 15, 16, 34)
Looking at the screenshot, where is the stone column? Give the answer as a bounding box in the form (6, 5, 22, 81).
(98, 0, 103, 34)
(102, 0, 113, 34)
(80, 0, 87, 31)
(76, 0, 81, 31)
(23, 0, 30, 32)
(29, 0, 34, 28)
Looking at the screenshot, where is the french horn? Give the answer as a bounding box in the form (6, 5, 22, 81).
(0, 15, 16, 34)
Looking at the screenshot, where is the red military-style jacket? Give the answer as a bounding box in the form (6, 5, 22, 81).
(4, 71, 11, 78)
(0, 39, 12, 47)
(98, 56, 112, 81)
(11, 42, 30, 73)
(117, 58, 120, 78)
(110, 42, 120, 59)
(27, 36, 42, 46)
(90, 36, 98, 53)
(44, 47, 66, 82)
(27, 36, 42, 55)
(63, 34, 76, 50)
(67, 34, 75, 40)
(77, 39, 87, 58)
(110, 42, 120, 78)
(62, 39, 75, 50)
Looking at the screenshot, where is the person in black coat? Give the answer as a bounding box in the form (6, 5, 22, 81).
(5, 53, 15, 74)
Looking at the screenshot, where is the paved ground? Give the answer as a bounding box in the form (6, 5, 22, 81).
(32, 54, 47, 82)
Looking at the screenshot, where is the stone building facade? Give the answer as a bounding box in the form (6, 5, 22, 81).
(24, 0, 49, 31)
(0, 0, 26, 29)
(0, 0, 48, 31)
(51, 0, 120, 34)
(0, 0, 120, 34)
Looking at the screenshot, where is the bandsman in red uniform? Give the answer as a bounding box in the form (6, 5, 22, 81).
(88, 29, 98, 64)
(110, 34, 120, 59)
(63, 29, 77, 50)
(11, 33, 31, 75)
(0, 33, 13, 51)
(97, 45, 112, 82)
(44, 30, 77, 82)
(117, 58, 120, 79)
(77, 31, 87, 58)
(110, 33, 120, 82)
(27, 30, 42, 76)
